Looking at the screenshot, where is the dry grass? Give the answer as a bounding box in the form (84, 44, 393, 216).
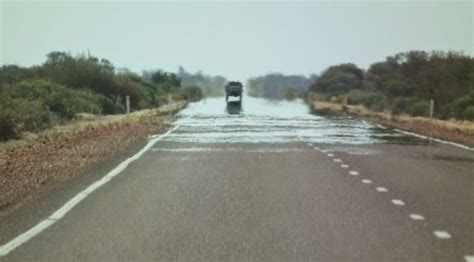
(0, 101, 186, 153)
(0, 101, 186, 212)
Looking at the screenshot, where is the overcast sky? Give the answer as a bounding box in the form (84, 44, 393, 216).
(1, 1, 472, 80)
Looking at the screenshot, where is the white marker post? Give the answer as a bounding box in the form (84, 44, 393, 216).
(429, 99, 434, 118)
(126, 95, 130, 114)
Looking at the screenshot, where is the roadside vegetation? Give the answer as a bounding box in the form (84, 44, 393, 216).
(307, 50, 474, 121)
(246, 73, 317, 100)
(0, 51, 203, 141)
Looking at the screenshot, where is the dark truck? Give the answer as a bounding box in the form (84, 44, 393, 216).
(225, 81, 243, 102)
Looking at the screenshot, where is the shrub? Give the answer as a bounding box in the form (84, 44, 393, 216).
(173, 86, 202, 102)
(463, 106, 474, 120)
(443, 95, 473, 119)
(97, 96, 124, 114)
(14, 98, 52, 131)
(8, 79, 79, 119)
(391, 97, 409, 115)
(0, 94, 20, 140)
(408, 100, 430, 117)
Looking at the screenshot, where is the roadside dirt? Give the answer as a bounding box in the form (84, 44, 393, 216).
(311, 100, 474, 147)
(0, 102, 186, 212)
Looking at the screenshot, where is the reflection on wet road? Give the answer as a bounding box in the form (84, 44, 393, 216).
(166, 97, 425, 145)
(4, 97, 473, 261)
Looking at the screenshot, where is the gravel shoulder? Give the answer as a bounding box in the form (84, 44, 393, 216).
(0, 102, 186, 214)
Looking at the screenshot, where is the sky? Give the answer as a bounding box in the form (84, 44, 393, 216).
(1, 1, 472, 80)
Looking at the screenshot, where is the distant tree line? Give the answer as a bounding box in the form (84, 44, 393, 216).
(308, 51, 474, 120)
(247, 73, 318, 100)
(0, 51, 202, 141)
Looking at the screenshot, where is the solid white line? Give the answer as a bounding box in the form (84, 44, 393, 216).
(333, 158, 342, 163)
(376, 187, 388, 192)
(409, 214, 425, 221)
(0, 219, 56, 256)
(394, 129, 474, 151)
(349, 171, 359, 176)
(433, 230, 452, 239)
(0, 123, 183, 257)
(465, 255, 474, 262)
(340, 164, 349, 168)
(391, 199, 405, 206)
(362, 179, 372, 184)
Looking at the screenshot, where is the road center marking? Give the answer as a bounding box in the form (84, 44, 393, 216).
(391, 199, 405, 206)
(0, 123, 183, 257)
(409, 214, 425, 221)
(433, 231, 452, 239)
(349, 171, 359, 176)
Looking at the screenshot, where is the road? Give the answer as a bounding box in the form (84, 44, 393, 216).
(1, 97, 473, 261)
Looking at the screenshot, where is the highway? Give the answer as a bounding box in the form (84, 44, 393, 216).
(1, 97, 473, 261)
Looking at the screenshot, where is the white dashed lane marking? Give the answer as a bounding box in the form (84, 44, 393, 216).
(409, 214, 425, 221)
(433, 231, 452, 239)
(391, 199, 405, 206)
(340, 164, 349, 168)
(307, 143, 313, 146)
(376, 187, 388, 192)
(349, 171, 359, 176)
(327, 153, 334, 157)
(333, 158, 342, 163)
(361, 179, 372, 184)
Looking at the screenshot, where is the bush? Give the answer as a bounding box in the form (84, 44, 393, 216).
(173, 86, 202, 102)
(443, 95, 473, 119)
(408, 100, 429, 117)
(97, 95, 124, 114)
(8, 79, 80, 119)
(391, 97, 409, 115)
(463, 106, 474, 120)
(0, 94, 20, 140)
(14, 98, 52, 131)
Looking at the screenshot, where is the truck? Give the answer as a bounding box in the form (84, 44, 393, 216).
(225, 81, 243, 102)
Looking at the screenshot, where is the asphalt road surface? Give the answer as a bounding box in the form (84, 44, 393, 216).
(1, 97, 473, 261)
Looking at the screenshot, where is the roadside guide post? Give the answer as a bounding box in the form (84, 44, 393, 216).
(168, 93, 173, 116)
(126, 96, 130, 114)
(429, 99, 434, 118)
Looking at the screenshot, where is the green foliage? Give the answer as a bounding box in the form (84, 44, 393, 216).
(309, 51, 474, 120)
(283, 88, 298, 101)
(384, 80, 413, 97)
(0, 51, 203, 142)
(408, 100, 430, 117)
(9, 79, 88, 119)
(442, 95, 474, 119)
(150, 71, 181, 92)
(0, 94, 21, 140)
(173, 86, 202, 102)
(463, 106, 474, 120)
(247, 73, 316, 99)
(176, 67, 227, 97)
(309, 63, 363, 96)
